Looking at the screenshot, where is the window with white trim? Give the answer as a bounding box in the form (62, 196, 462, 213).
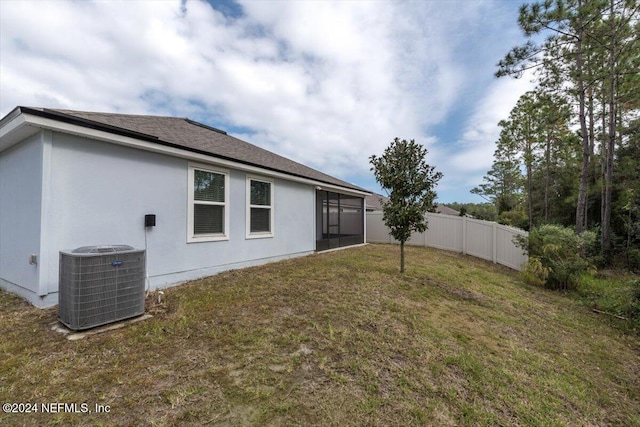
(188, 164, 229, 242)
(246, 176, 274, 238)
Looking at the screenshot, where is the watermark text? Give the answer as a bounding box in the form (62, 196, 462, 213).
(3, 402, 111, 414)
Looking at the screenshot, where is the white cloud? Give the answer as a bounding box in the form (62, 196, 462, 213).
(0, 0, 529, 201)
(452, 75, 535, 170)
(437, 73, 535, 200)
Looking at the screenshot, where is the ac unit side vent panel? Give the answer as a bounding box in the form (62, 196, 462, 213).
(58, 246, 145, 331)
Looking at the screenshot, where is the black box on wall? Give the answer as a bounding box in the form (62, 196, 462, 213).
(145, 214, 156, 227)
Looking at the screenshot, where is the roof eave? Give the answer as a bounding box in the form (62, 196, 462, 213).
(0, 107, 370, 196)
(0, 107, 41, 152)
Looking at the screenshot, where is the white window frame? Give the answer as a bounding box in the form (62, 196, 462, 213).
(246, 175, 274, 239)
(187, 163, 230, 243)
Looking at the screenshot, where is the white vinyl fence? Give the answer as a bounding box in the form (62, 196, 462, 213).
(366, 212, 528, 271)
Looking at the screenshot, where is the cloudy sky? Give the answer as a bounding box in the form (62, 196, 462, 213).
(0, 0, 535, 203)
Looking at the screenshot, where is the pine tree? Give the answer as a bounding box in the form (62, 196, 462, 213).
(496, 0, 639, 259)
(496, 0, 605, 233)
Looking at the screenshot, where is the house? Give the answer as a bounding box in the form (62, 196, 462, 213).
(0, 107, 370, 307)
(365, 193, 387, 212)
(435, 204, 461, 216)
(365, 194, 460, 217)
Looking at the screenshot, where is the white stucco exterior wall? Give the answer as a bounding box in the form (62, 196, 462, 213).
(0, 133, 44, 301)
(2, 131, 317, 307)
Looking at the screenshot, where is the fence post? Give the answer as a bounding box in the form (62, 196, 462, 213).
(492, 222, 497, 264)
(423, 213, 429, 248)
(462, 216, 467, 255)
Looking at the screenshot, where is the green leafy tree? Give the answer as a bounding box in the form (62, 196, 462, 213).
(370, 138, 443, 273)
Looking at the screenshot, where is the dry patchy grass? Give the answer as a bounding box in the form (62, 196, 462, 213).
(1, 244, 639, 426)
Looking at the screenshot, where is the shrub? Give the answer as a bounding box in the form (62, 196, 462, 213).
(626, 248, 640, 272)
(521, 257, 549, 287)
(517, 224, 597, 290)
(628, 279, 640, 320)
(498, 209, 529, 231)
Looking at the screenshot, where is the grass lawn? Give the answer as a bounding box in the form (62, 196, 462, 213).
(1, 244, 639, 426)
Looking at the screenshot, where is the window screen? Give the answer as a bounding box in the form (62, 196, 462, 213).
(248, 178, 273, 235)
(194, 204, 224, 234)
(316, 190, 364, 250)
(250, 208, 270, 233)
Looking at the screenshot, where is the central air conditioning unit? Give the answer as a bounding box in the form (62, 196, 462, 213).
(58, 245, 145, 331)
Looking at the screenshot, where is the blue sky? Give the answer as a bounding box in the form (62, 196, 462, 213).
(0, 0, 535, 202)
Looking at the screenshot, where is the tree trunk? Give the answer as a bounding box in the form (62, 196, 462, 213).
(527, 155, 533, 229)
(400, 241, 405, 273)
(587, 70, 596, 229)
(544, 132, 551, 223)
(601, 93, 607, 234)
(526, 117, 533, 229)
(575, 14, 590, 234)
(602, 0, 616, 256)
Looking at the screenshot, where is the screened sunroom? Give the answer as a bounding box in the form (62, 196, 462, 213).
(315, 190, 365, 251)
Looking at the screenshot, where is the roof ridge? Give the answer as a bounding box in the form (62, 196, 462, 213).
(184, 118, 227, 135)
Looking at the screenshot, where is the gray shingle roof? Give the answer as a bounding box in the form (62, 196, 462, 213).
(435, 204, 460, 216)
(365, 193, 388, 211)
(365, 194, 459, 216)
(23, 107, 367, 193)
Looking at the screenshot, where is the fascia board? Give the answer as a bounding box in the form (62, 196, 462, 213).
(0, 114, 40, 152)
